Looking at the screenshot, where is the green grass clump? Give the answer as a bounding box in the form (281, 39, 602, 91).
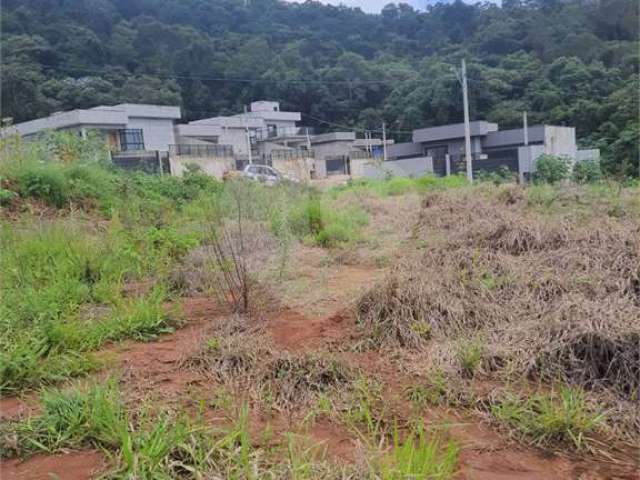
(377, 425, 458, 480)
(0, 218, 186, 395)
(456, 338, 484, 377)
(406, 369, 451, 407)
(2, 381, 126, 457)
(344, 376, 389, 442)
(1, 384, 352, 478)
(290, 196, 368, 248)
(491, 387, 605, 449)
(329, 174, 468, 198)
(0, 348, 101, 397)
(13, 163, 71, 207)
(414, 173, 468, 191)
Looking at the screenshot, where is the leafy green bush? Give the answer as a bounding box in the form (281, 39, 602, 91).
(533, 154, 571, 184)
(65, 164, 118, 205)
(15, 164, 69, 207)
(572, 158, 603, 184)
(0, 187, 16, 206)
(125, 172, 222, 208)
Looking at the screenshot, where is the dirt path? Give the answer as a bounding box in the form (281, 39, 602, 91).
(1, 451, 106, 480)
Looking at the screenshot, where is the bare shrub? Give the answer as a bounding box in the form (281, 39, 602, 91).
(171, 180, 280, 313)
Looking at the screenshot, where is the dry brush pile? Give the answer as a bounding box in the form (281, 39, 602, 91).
(356, 185, 640, 442)
(182, 320, 355, 412)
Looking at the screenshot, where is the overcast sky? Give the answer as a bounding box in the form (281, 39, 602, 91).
(285, 1, 426, 13)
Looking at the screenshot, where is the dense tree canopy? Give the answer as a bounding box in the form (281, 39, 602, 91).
(1, 0, 638, 175)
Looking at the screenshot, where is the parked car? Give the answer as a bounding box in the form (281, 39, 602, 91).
(241, 164, 300, 185)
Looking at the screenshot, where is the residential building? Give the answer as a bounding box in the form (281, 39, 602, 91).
(3, 104, 184, 173)
(177, 101, 304, 159)
(295, 132, 391, 177)
(176, 101, 392, 179)
(5, 104, 182, 153)
(386, 121, 580, 181)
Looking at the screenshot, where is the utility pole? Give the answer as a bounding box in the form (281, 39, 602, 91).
(461, 59, 473, 182)
(306, 127, 312, 152)
(453, 60, 473, 182)
(382, 122, 388, 162)
(520, 111, 529, 184)
(243, 105, 252, 165)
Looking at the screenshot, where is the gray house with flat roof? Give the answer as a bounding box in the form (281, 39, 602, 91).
(387, 121, 579, 181)
(5, 104, 182, 154)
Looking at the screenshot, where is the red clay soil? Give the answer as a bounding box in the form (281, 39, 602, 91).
(1, 450, 107, 480)
(0, 397, 35, 421)
(304, 417, 358, 463)
(267, 308, 353, 352)
(115, 297, 223, 402)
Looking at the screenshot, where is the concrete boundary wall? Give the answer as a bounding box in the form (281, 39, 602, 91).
(272, 157, 313, 182)
(169, 155, 235, 179)
(360, 157, 434, 179)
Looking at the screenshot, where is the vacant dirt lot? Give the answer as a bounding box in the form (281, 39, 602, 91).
(2, 181, 639, 479)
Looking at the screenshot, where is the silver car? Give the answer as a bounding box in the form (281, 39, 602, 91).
(242, 164, 298, 185)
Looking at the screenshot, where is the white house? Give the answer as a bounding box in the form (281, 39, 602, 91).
(5, 104, 182, 153)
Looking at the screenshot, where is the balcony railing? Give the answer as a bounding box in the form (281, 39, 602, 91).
(169, 144, 233, 158)
(254, 126, 314, 142)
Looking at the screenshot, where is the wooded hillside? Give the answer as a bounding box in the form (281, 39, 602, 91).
(1, 0, 638, 175)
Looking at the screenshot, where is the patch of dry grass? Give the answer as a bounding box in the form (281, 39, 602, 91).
(356, 184, 640, 444)
(182, 325, 355, 411)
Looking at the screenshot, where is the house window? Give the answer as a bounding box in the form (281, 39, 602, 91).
(267, 124, 278, 138)
(118, 129, 145, 151)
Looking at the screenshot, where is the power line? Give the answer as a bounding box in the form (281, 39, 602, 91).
(302, 112, 413, 135)
(44, 65, 487, 90)
(44, 65, 409, 86)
